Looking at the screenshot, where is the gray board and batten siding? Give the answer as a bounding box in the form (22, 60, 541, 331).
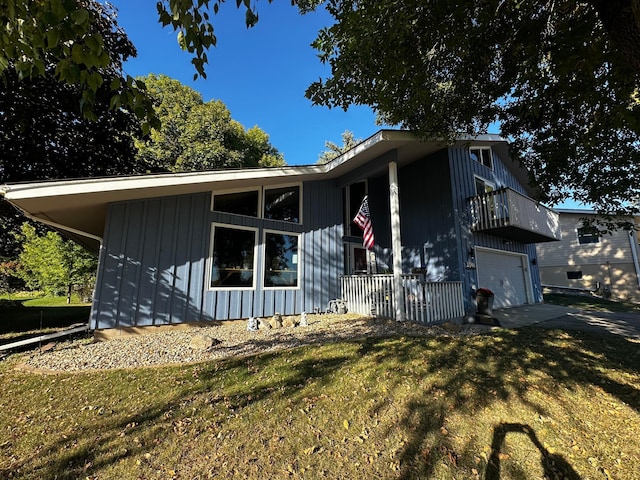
(89, 142, 543, 329)
(447, 146, 543, 304)
(90, 180, 344, 329)
(350, 145, 541, 311)
(364, 149, 460, 281)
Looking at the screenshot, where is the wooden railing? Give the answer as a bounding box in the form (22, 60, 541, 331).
(341, 274, 465, 323)
(469, 188, 560, 242)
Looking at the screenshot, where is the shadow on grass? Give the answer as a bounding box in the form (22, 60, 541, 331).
(485, 423, 581, 480)
(2, 326, 638, 479)
(354, 327, 639, 478)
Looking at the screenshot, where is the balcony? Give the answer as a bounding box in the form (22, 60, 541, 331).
(469, 188, 560, 243)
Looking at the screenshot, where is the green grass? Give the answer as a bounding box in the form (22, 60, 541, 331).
(1, 327, 639, 479)
(544, 292, 640, 313)
(0, 295, 90, 342)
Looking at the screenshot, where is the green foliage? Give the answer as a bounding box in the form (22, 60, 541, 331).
(0, 0, 151, 262)
(135, 74, 284, 172)
(317, 129, 361, 164)
(14, 224, 97, 298)
(0, 0, 157, 131)
(302, 1, 640, 220)
(0, 0, 267, 125)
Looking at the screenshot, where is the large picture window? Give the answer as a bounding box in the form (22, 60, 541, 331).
(210, 226, 257, 288)
(212, 190, 259, 217)
(264, 185, 300, 223)
(264, 232, 299, 288)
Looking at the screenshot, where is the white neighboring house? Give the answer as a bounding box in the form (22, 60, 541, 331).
(536, 209, 640, 300)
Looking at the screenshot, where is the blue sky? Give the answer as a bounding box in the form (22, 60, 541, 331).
(109, 1, 379, 166)
(109, 2, 585, 209)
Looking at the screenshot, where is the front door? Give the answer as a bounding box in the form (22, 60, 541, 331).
(345, 243, 374, 275)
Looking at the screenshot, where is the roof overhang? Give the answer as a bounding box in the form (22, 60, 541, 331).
(1, 130, 531, 252)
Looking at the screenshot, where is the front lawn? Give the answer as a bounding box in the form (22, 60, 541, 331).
(1, 327, 638, 479)
(0, 295, 90, 343)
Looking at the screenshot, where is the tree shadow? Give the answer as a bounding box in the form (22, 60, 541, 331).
(354, 327, 639, 478)
(2, 326, 638, 478)
(485, 423, 581, 480)
(1, 347, 353, 479)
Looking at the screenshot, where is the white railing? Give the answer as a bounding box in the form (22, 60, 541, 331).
(341, 274, 465, 323)
(469, 188, 560, 241)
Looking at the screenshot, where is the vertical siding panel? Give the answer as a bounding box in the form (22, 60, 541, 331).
(92, 205, 118, 329)
(154, 198, 177, 324)
(131, 201, 149, 325)
(137, 200, 162, 325)
(188, 193, 208, 322)
(170, 196, 187, 323)
(263, 290, 274, 317)
(118, 201, 144, 326)
(113, 203, 131, 327)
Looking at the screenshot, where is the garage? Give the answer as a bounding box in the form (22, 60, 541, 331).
(475, 248, 531, 309)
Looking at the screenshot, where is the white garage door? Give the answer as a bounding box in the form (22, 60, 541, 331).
(476, 249, 530, 309)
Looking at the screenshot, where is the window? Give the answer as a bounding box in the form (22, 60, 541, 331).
(343, 181, 367, 237)
(213, 190, 259, 217)
(474, 176, 495, 195)
(567, 271, 583, 280)
(264, 232, 299, 288)
(577, 226, 600, 245)
(470, 147, 493, 169)
(264, 185, 300, 223)
(210, 225, 257, 288)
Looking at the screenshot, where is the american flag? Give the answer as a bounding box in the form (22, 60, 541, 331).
(353, 195, 375, 250)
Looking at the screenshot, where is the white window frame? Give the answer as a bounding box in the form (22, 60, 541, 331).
(344, 180, 368, 237)
(474, 175, 496, 195)
(211, 186, 261, 219)
(345, 242, 374, 275)
(208, 223, 259, 290)
(470, 146, 493, 169)
(263, 182, 303, 225)
(262, 229, 301, 290)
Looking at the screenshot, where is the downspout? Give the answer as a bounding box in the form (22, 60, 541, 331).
(388, 159, 406, 321)
(629, 231, 640, 288)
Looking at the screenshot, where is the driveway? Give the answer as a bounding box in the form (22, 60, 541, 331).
(491, 303, 640, 341)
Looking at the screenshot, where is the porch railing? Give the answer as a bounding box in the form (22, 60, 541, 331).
(341, 274, 465, 323)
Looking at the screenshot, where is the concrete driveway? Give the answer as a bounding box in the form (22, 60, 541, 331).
(489, 303, 640, 341)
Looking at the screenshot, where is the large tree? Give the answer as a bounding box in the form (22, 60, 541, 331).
(302, 0, 640, 223)
(0, 0, 156, 129)
(0, 0, 148, 259)
(135, 74, 284, 172)
(14, 223, 97, 302)
(4, 1, 640, 221)
(317, 130, 361, 164)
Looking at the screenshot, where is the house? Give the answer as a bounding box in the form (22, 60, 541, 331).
(1, 130, 561, 330)
(536, 209, 640, 300)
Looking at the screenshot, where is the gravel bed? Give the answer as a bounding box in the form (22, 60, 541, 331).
(16, 314, 475, 373)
